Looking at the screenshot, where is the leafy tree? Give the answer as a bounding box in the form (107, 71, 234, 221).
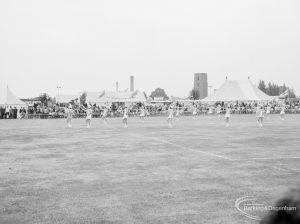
(290, 89, 296, 98)
(39, 93, 50, 106)
(266, 83, 274, 96)
(282, 83, 287, 92)
(149, 88, 169, 100)
(80, 91, 87, 105)
(189, 89, 200, 100)
(259, 80, 297, 97)
(258, 80, 267, 93)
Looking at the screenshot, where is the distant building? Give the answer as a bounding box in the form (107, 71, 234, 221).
(21, 97, 41, 106)
(194, 73, 208, 100)
(130, 76, 134, 92)
(55, 94, 80, 106)
(86, 90, 146, 104)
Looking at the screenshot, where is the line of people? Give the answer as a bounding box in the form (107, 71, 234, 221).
(2, 100, 299, 120)
(63, 103, 287, 129)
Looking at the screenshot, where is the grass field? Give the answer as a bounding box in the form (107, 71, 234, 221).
(0, 115, 300, 224)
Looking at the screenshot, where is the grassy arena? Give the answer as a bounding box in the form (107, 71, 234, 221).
(0, 115, 299, 224)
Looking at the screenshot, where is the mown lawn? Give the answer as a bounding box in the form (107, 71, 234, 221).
(0, 115, 299, 224)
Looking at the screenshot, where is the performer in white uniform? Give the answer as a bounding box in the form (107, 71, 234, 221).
(145, 107, 150, 116)
(85, 104, 93, 128)
(5, 106, 10, 119)
(192, 105, 198, 119)
(102, 104, 109, 124)
(66, 104, 74, 128)
(139, 106, 146, 122)
(280, 105, 285, 121)
(207, 106, 213, 119)
(167, 105, 174, 128)
(266, 105, 271, 119)
(255, 106, 260, 124)
(256, 106, 264, 127)
(175, 106, 181, 121)
(225, 105, 231, 127)
(122, 106, 129, 128)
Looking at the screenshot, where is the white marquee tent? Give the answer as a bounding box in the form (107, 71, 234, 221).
(202, 80, 273, 102)
(0, 86, 27, 107)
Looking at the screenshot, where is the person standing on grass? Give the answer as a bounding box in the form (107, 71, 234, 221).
(225, 104, 231, 127)
(175, 106, 181, 121)
(102, 104, 110, 125)
(85, 104, 93, 128)
(256, 105, 264, 127)
(256, 105, 260, 124)
(266, 104, 271, 119)
(5, 106, 10, 119)
(66, 104, 74, 128)
(139, 105, 146, 123)
(145, 106, 150, 117)
(167, 105, 174, 128)
(207, 105, 213, 119)
(122, 106, 129, 128)
(280, 104, 286, 121)
(192, 104, 198, 119)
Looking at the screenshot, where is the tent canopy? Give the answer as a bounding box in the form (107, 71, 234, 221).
(0, 86, 27, 107)
(86, 90, 147, 104)
(202, 80, 273, 102)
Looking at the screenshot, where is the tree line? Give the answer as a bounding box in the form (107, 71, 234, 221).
(258, 80, 296, 98)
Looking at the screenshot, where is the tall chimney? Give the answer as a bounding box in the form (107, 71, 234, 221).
(130, 76, 134, 92)
(116, 82, 119, 92)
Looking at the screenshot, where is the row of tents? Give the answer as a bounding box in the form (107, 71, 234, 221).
(60, 80, 274, 105)
(0, 80, 283, 108)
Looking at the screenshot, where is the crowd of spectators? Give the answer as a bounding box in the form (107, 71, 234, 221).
(1, 100, 300, 119)
(197, 100, 300, 114)
(0, 106, 27, 119)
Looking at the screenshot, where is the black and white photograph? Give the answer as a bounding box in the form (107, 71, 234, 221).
(0, 0, 299, 223)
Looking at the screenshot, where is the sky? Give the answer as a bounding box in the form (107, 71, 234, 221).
(0, 0, 299, 98)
